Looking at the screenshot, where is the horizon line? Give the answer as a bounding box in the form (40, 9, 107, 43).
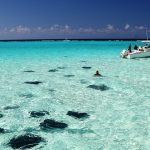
(0, 38, 148, 42)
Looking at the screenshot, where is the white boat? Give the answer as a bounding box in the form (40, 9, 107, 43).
(120, 44, 150, 59)
(121, 28, 150, 59)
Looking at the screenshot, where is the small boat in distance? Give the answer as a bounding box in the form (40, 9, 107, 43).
(63, 38, 71, 42)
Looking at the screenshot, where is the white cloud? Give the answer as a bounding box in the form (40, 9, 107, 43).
(65, 25, 69, 30)
(125, 24, 130, 30)
(48, 24, 62, 31)
(9, 28, 15, 32)
(0, 24, 149, 38)
(37, 27, 42, 31)
(78, 27, 95, 33)
(53, 24, 59, 28)
(4, 27, 8, 32)
(135, 26, 145, 30)
(50, 27, 54, 31)
(16, 25, 31, 33)
(106, 24, 114, 30)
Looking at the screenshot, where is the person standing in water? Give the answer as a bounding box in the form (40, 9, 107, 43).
(128, 44, 132, 53)
(134, 45, 138, 50)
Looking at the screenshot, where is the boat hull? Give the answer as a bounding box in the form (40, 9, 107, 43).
(127, 51, 150, 59)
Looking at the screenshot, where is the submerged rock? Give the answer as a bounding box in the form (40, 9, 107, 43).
(64, 75, 75, 77)
(0, 128, 5, 133)
(8, 133, 44, 149)
(48, 69, 58, 72)
(68, 128, 94, 135)
(49, 89, 55, 92)
(4, 105, 20, 110)
(67, 111, 89, 119)
(115, 75, 119, 78)
(82, 66, 92, 69)
(23, 70, 35, 73)
(19, 93, 34, 98)
(40, 119, 68, 130)
(30, 111, 49, 118)
(80, 79, 88, 84)
(24, 81, 42, 85)
(57, 67, 66, 69)
(0, 114, 3, 118)
(87, 84, 109, 91)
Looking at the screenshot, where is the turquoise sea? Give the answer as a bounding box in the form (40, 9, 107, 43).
(0, 41, 150, 150)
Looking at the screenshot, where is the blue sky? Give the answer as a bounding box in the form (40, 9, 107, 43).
(0, 0, 149, 39)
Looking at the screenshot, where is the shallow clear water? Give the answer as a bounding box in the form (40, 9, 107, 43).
(0, 41, 150, 150)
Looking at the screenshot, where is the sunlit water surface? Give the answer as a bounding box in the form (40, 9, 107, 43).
(0, 41, 150, 150)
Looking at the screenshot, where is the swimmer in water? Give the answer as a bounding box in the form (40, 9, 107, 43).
(94, 70, 101, 76)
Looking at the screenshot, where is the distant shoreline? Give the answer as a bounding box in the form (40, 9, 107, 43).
(0, 39, 146, 42)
